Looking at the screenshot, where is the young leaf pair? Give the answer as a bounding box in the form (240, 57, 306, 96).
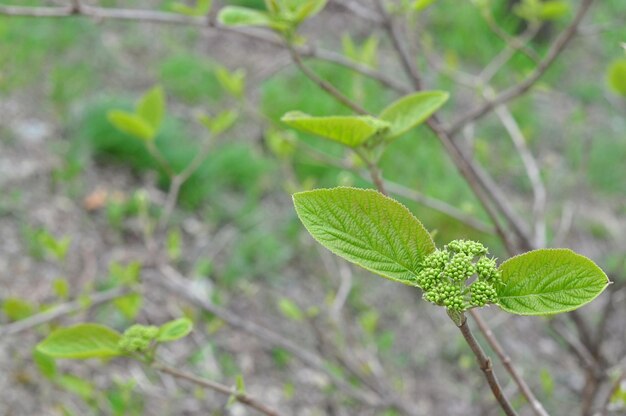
(293, 187, 609, 316)
(281, 91, 449, 148)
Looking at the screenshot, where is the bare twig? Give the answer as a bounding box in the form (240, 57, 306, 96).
(0, 286, 131, 338)
(470, 310, 550, 416)
(488, 89, 547, 248)
(455, 314, 518, 416)
(153, 363, 283, 416)
(448, 0, 596, 135)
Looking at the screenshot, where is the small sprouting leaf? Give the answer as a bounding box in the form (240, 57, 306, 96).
(203, 109, 239, 135)
(378, 91, 449, 140)
(412, 0, 437, 12)
(278, 298, 304, 321)
(56, 374, 95, 400)
(607, 59, 626, 96)
(3, 297, 35, 321)
(107, 110, 156, 141)
(170, 0, 212, 16)
(293, 0, 328, 22)
(53, 278, 70, 300)
(136, 85, 165, 131)
(157, 318, 193, 342)
(293, 187, 435, 286)
(497, 249, 609, 315)
(538, 1, 569, 20)
(113, 293, 143, 321)
(37, 324, 123, 359)
(218, 6, 273, 27)
(215, 66, 246, 98)
(281, 112, 390, 147)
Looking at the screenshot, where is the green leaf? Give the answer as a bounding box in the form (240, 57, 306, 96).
(113, 294, 143, 321)
(56, 374, 95, 400)
(33, 349, 57, 380)
(539, 1, 569, 20)
(378, 91, 449, 140)
(215, 66, 246, 98)
(281, 112, 390, 147)
(412, 0, 437, 12)
(607, 59, 626, 97)
(3, 297, 35, 321)
(293, 0, 328, 22)
(171, 0, 212, 16)
(278, 298, 304, 321)
(107, 110, 155, 141)
(37, 324, 123, 359)
(293, 187, 435, 286)
(158, 318, 193, 342)
(497, 249, 609, 315)
(218, 6, 273, 27)
(136, 85, 165, 131)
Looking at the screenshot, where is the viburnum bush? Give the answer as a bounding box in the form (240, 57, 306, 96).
(1, 1, 625, 415)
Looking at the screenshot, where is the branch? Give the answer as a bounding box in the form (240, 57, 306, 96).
(0, 286, 131, 337)
(146, 265, 382, 407)
(470, 310, 549, 416)
(154, 363, 283, 416)
(448, 0, 596, 135)
(455, 314, 518, 416)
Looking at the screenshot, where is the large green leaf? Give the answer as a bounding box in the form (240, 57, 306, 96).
(37, 324, 123, 359)
(136, 85, 165, 131)
(281, 112, 390, 147)
(497, 249, 609, 315)
(107, 110, 155, 141)
(378, 91, 449, 140)
(293, 187, 435, 285)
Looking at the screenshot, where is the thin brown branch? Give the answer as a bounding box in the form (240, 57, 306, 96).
(455, 314, 518, 416)
(0, 286, 131, 337)
(470, 310, 550, 416)
(374, 0, 422, 90)
(154, 363, 283, 416)
(0, 5, 407, 93)
(448, 0, 596, 135)
(146, 265, 382, 407)
(286, 42, 368, 115)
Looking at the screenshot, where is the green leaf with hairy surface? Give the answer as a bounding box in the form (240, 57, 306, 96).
(497, 249, 609, 315)
(107, 111, 155, 141)
(293, 187, 435, 285)
(37, 324, 123, 359)
(378, 91, 449, 140)
(607, 59, 626, 96)
(136, 85, 165, 131)
(157, 318, 193, 342)
(281, 112, 390, 147)
(218, 6, 274, 27)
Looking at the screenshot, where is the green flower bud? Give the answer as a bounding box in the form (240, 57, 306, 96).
(118, 324, 159, 354)
(446, 240, 487, 257)
(469, 280, 498, 307)
(444, 253, 475, 282)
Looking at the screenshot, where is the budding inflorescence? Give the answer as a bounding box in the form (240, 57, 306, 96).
(118, 324, 159, 354)
(416, 240, 502, 312)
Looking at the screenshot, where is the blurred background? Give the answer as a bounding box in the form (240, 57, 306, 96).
(0, 0, 624, 415)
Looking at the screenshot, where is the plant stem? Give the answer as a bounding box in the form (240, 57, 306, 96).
(153, 363, 283, 416)
(454, 314, 518, 416)
(470, 309, 550, 416)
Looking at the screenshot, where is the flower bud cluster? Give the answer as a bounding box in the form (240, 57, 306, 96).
(118, 324, 159, 354)
(416, 240, 501, 312)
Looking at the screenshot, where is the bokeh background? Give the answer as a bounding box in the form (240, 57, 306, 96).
(0, 0, 625, 415)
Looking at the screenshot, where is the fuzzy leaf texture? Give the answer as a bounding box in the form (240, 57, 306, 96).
(157, 318, 193, 342)
(293, 187, 435, 285)
(378, 91, 449, 140)
(37, 324, 123, 359)
(496, 249, 609, 315)
(281, 112, 390, 147)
